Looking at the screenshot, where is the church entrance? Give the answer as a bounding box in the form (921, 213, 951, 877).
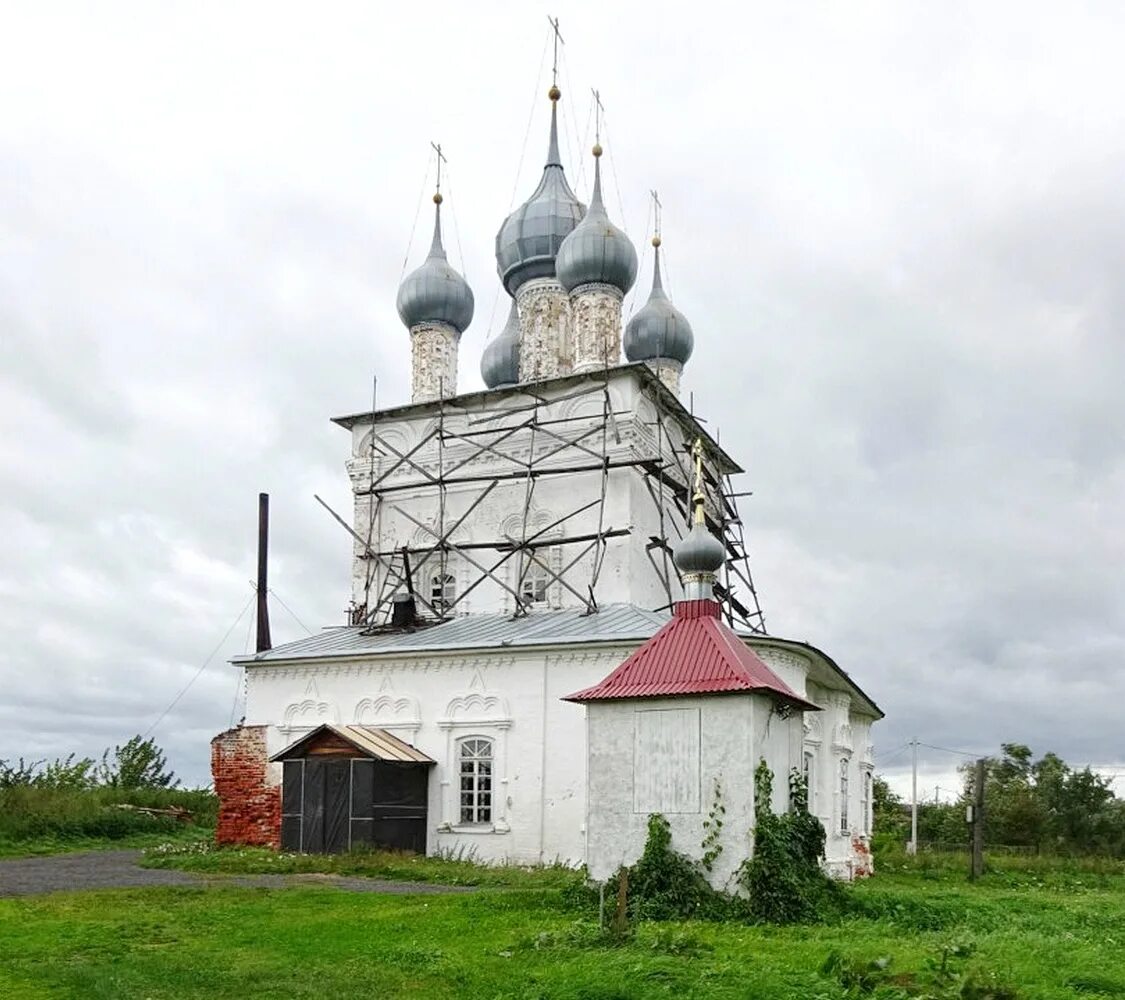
(271, 724, 434, 854)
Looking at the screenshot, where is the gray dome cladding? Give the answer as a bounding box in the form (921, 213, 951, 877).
(495, 100, 583, 296)
(556, 155, 637, 295)
(674, 520, 726, 576)
(481, 299, 521, 388)
(397, 204, 475, 332)
(623, 248, 693, 364)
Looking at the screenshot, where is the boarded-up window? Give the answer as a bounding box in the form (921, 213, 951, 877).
(632, 708, 701, 814)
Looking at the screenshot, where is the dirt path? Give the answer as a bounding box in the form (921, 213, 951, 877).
(0, 850, 474, 898)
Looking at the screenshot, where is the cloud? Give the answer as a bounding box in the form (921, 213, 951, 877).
(2, 2, 1123, 787)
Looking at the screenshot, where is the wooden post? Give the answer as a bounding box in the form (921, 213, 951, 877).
(970, 757, 985, 881)
(612, 868, 629, 936)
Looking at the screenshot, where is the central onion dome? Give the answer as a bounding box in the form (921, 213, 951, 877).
(623, 240, 694, 365)
(556, 146, 637, 295)
(480, 299, 521, 388)
(495, 87, 584, 297)
(397, 196, 475, 333)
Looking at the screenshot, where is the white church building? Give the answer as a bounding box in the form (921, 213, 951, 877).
(211, 78, 882, 879)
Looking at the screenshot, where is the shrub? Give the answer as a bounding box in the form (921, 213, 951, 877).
(609, 814, 732, 922)
(737, 761, 842, 924)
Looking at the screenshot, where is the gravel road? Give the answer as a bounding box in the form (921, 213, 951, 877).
(0, 850, 473, 898)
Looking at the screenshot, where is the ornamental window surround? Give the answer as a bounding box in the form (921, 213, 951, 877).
(458, 737, 493, 825)
(862, 769, 873, 836)
(839, 757, 850, 835)
(802, 750, 816, 812)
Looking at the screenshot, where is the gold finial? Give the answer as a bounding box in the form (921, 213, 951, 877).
(548, 84, 561, 102)
(433, 192, 443, 205)
(691, 438, 706, 525)
(592, 142, 602, 158)
(652, 235, 661, 248)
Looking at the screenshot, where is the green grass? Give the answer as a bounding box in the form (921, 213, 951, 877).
(0, 825, 215, 859)
(142, 841, 587, 890)
(1, 864, 1123, 999)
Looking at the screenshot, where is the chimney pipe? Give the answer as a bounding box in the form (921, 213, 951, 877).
(256, 492, 272, 653)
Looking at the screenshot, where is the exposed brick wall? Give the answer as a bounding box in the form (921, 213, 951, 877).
(211, 725, 280, 849)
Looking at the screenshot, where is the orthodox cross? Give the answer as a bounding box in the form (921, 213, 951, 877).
(691, 438, 706, 523)
(430, 141, 447, 196)
(592, 88, 604, 146)
(548, 16, 564, 88)
(651, 189, 663, 242)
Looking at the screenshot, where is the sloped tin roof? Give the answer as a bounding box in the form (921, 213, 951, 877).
(269, 724, 434, 764)
(233, 603, 669, 663)
(563, 600, 819, 711)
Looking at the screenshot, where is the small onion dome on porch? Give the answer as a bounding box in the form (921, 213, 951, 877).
(555, 147, 637, 295)
(562, 599, 818, 711)
(481, 298, 521, 388)
(396, 197, 475, 333)
(623, 243, 693, 365)
(494, 86, 584, 296)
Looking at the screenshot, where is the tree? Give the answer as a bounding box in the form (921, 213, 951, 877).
(99, 736, 178, 790)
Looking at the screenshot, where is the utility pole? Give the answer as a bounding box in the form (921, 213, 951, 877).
(970, 757, 985, 880)
(908, 738, 918, 855)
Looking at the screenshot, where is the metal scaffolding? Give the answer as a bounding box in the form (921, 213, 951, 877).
(337, 369, 766, 634)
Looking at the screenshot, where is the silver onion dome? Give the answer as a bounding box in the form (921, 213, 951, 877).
(495, 91, 584, 297)
(623, 245, 693, 365)
(556, 150, 637, 295)
(673, 519, 726, 578)
(481, 299, 521, 388)
(397, 199, 475, 332)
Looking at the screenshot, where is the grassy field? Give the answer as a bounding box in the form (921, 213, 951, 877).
(1, 856, 1123, 999)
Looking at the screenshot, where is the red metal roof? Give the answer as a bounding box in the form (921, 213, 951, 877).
(563, 599, 819, 711)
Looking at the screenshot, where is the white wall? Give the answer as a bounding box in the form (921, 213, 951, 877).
(587, 695, 766, 888)
(245, 632, 879, 873)
(245, 643, 633, 865)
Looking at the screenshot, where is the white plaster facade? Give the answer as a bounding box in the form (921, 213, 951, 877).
(239, 621, 880, 873)
(343, 367, 724, 625)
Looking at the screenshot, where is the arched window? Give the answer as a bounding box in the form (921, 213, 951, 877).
(839, 757, 850, 835)
(458, 737, 493, 824)
(802, 750, 816, 812)
(431, 573, 456, 615)
(520, 556, 550, 605)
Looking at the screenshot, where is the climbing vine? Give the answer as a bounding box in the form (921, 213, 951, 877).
(700, 778, 725, 873)
(737, 759, 842, 924)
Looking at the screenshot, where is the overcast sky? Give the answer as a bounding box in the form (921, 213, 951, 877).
(2, 2, 1123, 794)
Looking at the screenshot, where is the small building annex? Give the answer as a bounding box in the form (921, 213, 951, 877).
(211, 66, 883, 879)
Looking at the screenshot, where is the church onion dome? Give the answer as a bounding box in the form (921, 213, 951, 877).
(481, 299, 521, 388)
(556, 148, 637, 295)
(495, 89, 584, 297)
(673, 519, 726, 579)
(396, 197, 475, 333)
(623, 243, 694, 365)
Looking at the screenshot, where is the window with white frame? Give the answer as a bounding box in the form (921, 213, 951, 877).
(862, 770, 873, 836)
(839, 757, 850, 835)
(458, 737, 493, 824)
(431, 572, 456, 615)
(520, 553, 550, 605)
(802, 750, 816, 812)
